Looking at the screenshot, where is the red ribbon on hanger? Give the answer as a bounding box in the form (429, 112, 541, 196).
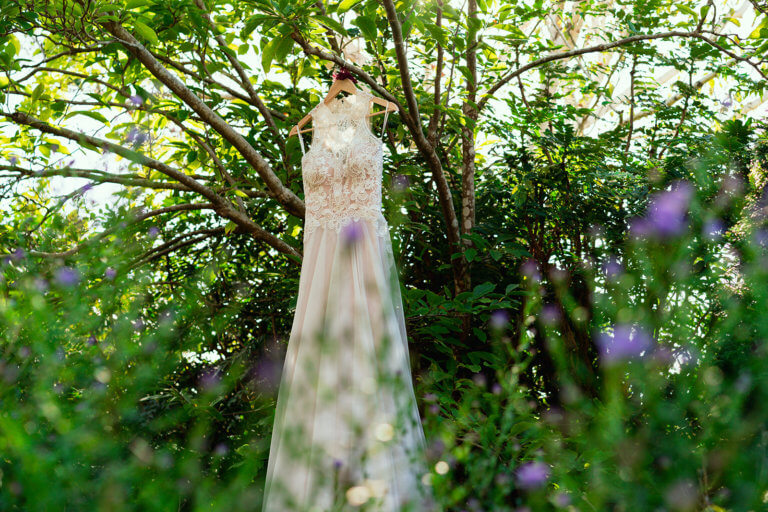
(333, 66, 358, 83)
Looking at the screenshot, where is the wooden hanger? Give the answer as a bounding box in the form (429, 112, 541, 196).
(288, 70, 399, 138)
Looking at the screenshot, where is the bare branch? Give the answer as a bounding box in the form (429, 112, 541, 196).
(1, 110, 298, 257)
(460, 0, 479, 250)
(624, 54, 637, 156)
(129, 228, 226, 268)
(478, 29, 768, 111)
(149, 51, 287, 121)
(381, 0, 422, 131)
(27, 203, 216, 259)
(192, 0, 294, 187)
(101, 21, 305, 219)
(12, 65, 132, 97)
(427, 0, 444, 147)
(291, 32, 401, 110)
(380, 0, 469, 293)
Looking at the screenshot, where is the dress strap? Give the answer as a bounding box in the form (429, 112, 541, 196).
(297, 126, 306, 155)
(381, 102, 390, 138)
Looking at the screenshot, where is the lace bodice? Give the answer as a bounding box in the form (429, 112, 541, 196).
(298, 87, 390, 238)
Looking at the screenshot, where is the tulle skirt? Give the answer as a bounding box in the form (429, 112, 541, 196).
(261, 215, 436, 512)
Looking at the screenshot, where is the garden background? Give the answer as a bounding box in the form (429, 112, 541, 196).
(2, 0, 768, 510)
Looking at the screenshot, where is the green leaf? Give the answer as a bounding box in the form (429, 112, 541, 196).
(337, 0, 361, 13)
(748, 18, 768, 38)
(352, 15, 377, 41)
(676, 4, 697, 18)
(30, 83, 45, 101)
(273, 34, 295, 65)
(125, 0, 151, 9)
(465, 247, 478, 262)
(62, 110, 109, 124)
(262, 34, 293, 73)
(699, 4, 710, 21)
(133, 20, 158, 45)
(7, 35, 20, 57)
(242, 14, 273, 38)
(423, 23, 447, 46)
(313, 15, 347, 36)
(472, 328, 488, 342)
(472, 282, 495, 298)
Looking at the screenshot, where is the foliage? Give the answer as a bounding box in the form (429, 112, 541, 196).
(1, 0, 768, 510)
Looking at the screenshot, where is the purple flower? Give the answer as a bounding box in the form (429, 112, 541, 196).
(492, 382, 502, 394)
(213, 443, 229, 456)
(55, 266, 80, 287)
(602, 256, 623, 279)
(426, 439, 445, 460)
(79, 183, 93, 194)
(720, 95, 733, 109)
(490, 310, 509, 330)
(651, 344, 675, 365)
(10, 247, 25, 262)
(392, 173, 410, 193)
(333, 458, 343, 470)
(756, 229, 768, 248)
(520, 259, 541, 282)
(87, 335, 98, 346)
(125, 126, 149, 147)
(132, 317, 145, 331)
(703, 218, 725, 241)
(9, 156, 18, 165)
(250, 358, 282, 393)
(105, 267, 117, 280)
(34, 278, 49, 293)
(554, 491, 571, 507)
(548, 266, 568, 283)
(632, 181, 694, 239)
(665, 479, 697, 510)
(429, 404, 440, 415)
(198, 368, 221, 391)
(148, 226, 160, 239)
(424, 393, 438, 402)
(541, 303, 562, 325)
(516, 461, 550, 490)
(596, 324, 653, 363)
(129, 94, 144, 106)
(341, 221, 364, 246)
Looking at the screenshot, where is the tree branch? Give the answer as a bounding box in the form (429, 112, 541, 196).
(101, 21, 304, 219)
(1, 110, 299, 258)
(478, 29, 768, 111)
(380, 0, 469, 293)
(27, 203, 216, 258)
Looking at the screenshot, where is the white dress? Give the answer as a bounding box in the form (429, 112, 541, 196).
(261, 87, 436, 511)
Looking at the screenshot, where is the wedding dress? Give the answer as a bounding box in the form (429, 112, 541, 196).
(261, 86, 436, 512)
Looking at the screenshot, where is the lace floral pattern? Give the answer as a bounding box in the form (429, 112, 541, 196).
(301, 88, 388, 238)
